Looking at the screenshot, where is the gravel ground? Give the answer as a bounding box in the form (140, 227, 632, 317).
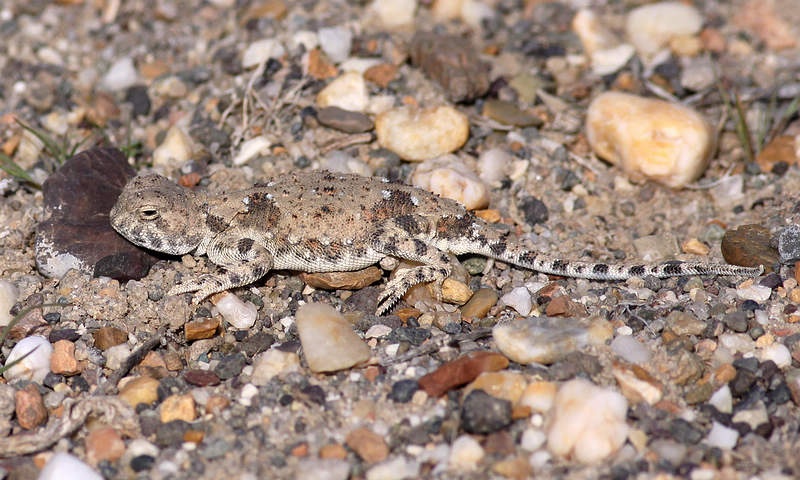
(2, 0, 800, 478)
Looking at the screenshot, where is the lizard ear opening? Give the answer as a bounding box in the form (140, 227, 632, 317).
(138, 207, 160, 221)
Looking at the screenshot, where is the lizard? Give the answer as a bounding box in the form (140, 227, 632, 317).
(109, 170, 764, 315)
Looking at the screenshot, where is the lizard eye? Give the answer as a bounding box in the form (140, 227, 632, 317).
(139, 207, 160, 220)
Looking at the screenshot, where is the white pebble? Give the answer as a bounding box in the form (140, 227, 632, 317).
(708, 385, 732, 414)
(520, 428, 547, 451)
(320, 150, 373, 177)
(371, 0, 417, 28)
(572, 9, 634, 76)
(214, 293, 258, 329)
(242, 39, 286, 69)
(610, 335, 652, 364)
(233, 136, 271, 166)
(316, 72, 369, 112)
(586, 91, 714, 188)
(295, 303, 371, 373)
(477, 148, 511, 185)
(104, 343, 132, 371)
(376, 106, 470, 162)
(0, 280, 19, 327)
(501, 287, 532, 316)
(718, 333, 755, 355)
(365, 324, 393, 339)
(758, 343, 792, 369)
(239, 383, 259, 406)
(448, 434, 484, 471)
(410, 157, 489, 210)
(296, 459, 350, 480)
(493, 318, 590, 365)
(736, 284, 772, 303)
(705, 421, 738, 450)
(318, 26, 352, 64)
(547, 379, 628, 463)
(625, 1, 703, 57)
(366, 456, 420, 480)
(101, 57, 138, 91)
(250, 349, 300, 386)
(291, 30, 319, 52)
(460, 0, 494, 28)
(152, 125, 194, 170)
(3, 335, 52, 383)
(39, 452, 103, 480)
(589, 44, 636, 76)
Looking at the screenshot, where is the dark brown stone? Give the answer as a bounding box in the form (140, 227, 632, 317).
(721, 224, 778, 272)
(409, 32, 490, 103)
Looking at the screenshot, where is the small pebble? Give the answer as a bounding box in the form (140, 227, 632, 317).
(317, 72, 369, 112)
(214, 293, 258, 329)
(0, 280, 19, 327)
(759, 343, 792, 369)
(586, 91, 714, 188)
(4, 335, 53, 383)
(610, 335, 651, 364)
(493, 317, 590, 365)
(500, 287, 532, 316)
(572, 9, 634, 75)
(295, 303, 370, 373)
(318, 26, 352, 64)
(482, 99, 542, 127)
(371, 0, 417, 28)
(721, 224, 778, 269)
(93, 326, 128, 350)
(460, 288, 498, 318)
(477, 148, 511, 185)
(160, 394, 197, 423)
(520, 428, 547, 451)
(15, 383, 47, 429)
(345, 427, 389, 464)
(366, 456, 420, 480)
(242, 38, 285, 69)
(611, 363, 663, 405)
(705, 421, 739, 450)
(465, 371, 528, 404)
(101, 57, 139, 91)
(625, 2, 703, 57)
(105, 343, 132, 371)
(448, 434, 484, 471)
(50, 339, 80, 376)
(232, 136, 271, 166)
(519, 381, 557, 413)
(461, 389, 512, 434)
(736, 283, 772, 302)
(376, 106, 470, 161)
(118, 376, 160, 407)
(389, 379, 419, 403)
(411, 157, 489, 210)
(316, 106, 374, 133)
(152, 125, 193, 170)
(86, 427, 126, 465)
(547, 379, 628, 463)
(250, 349, 300, 385)
(184, 318, 220, 341)
(418, 351, 508, 397)
(39, 452, 103, 480)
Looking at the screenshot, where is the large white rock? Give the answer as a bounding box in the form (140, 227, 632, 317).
(547, 379, 629, 463)
(410, 156, 489, 210)
(39, 452, 103, 480)
(625, 2, 703, 57)
(4, 335, 52, 383)
(316, 72, 369, 112)
(586, 91, 714, 188)
(295, 303, 370, 373)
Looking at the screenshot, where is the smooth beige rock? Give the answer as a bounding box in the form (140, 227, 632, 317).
(160, 394, 197, 423)
(572, 9, 635, 75)
(371, 0, 417, 28)
(411, 156, 489, 209)
(316, 72, 369, 112)
(376, 106, 469, 161)
(295, 303, 370, 373)
(625, 2, 703, 57)
(152, 125, 193, 169)
(586, 92, 714, 188)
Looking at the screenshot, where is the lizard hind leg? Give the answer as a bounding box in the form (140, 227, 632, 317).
(370, 216, 452, 315)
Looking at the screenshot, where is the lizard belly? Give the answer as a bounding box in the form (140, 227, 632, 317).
(270, 246, 385, 272)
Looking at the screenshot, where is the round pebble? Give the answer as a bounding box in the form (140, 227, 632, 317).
(242, 38, 286, 69)
(0, 280, 19, 327)
(586, 91, 714, 188)
(318, 26, 352, 64)
(493, 317, 590, 365)
(316, 72, 369, 112)
(610, 335, 652, 364)
(366, 456, 420, 480)
(376, 106, 470, 161)
(152, 125, 194, 170)
(410, 157, 489, 210)
(477, 148, 511, 185)
(460, 389, 512, 434)
(705, 421, 739, 450)
(625, 1, 703, 57)
(758, 343, 792, 369)
(572, 9, 634, 75)
(448, 434, 484, 471)
(371, 0, 417, 28)
(39, 452, 103, 480)
(295, 303, 371, 373)
(101, 57, 139, 92)
(250, 349, 300, 385)
(500, 286, 532, 316)
(547, 379, 628, 463)
(778, 224, 800, 263)
(214, 293, 258, 329)
(3, 335, 52, 383)
(232, 136, 271, 166)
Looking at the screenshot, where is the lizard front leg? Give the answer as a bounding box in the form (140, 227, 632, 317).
(169, 235, 274, 304)
(370, 215, 452, 315)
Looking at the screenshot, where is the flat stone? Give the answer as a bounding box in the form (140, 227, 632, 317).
(461, 288, 499, 319)
(50, 339, 80, 376)
(493, 317, 591, 365)
(118, 376, 160, 408)
(93, 326, 129, 350)
(160, 394, 196, 423)
(721, 224, 778, 270)
(185, 318, 220, 341)
(418, 351, 509, 397)
(409, 32, 490, 103)
(301, 266, 382, 290)
(376, 106, 470, 162)
(464, 371, 528, 404)
(345, 427, 389, 464)
(15, 383, 48, 429)
(183, 369, 221, 387)
(316, 106, 374, 133)
(86, 426, 126, 465)
(778, 224, 800, 263)
(482, 99, 543, 127)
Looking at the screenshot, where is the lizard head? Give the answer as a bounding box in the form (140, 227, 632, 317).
(110, 174, 208, 255)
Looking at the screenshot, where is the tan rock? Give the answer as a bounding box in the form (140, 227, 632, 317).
(376, 106, 469, 161)
(185, 318, 220, 341)
(418, 351, 509, 397)
(15, 384, 47, 430)
(118, 376, 160, 408)
(300, 267, 382, 290)
(586, 91, 714, 188)
(460, 288, 498, 319)
(295, 303, 371, 373)
(316, 72, 369, 112)
(93, 326, 128, 350)
(85, 427, 126, 465)
(50, 340, 80, 376)
(438, 278, 473, 305)
(465, 371, 528, 404)
(160, 394, 197, 423)
(345, 427, 389, 463)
